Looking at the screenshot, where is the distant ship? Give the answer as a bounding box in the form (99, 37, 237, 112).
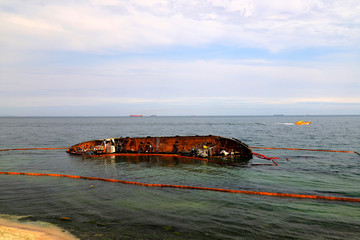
(130, 115, 143, 117)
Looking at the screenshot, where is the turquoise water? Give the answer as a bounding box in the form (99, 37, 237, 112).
(0, 116, 359, 239)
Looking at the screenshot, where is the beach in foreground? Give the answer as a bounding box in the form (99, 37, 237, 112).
(0, 216, 78, 240)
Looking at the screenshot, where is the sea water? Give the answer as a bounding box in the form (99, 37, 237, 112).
(0, 116, 359, 239)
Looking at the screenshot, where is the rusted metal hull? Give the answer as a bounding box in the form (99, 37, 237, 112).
(67, 135, 253, 160)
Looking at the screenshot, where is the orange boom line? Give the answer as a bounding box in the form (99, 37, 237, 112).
(250, 147, 359, 155)
(98, 153, 278, 166)
(0, 148, 279, 166)
(0, 147, 68, 152)
(0, 171, 359, 203)
(1, 146, 358, 156)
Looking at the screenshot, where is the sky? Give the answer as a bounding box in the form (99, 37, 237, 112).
(1, 0, 360, 116)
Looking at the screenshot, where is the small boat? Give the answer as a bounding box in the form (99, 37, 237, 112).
(130, 115, 143, 117)
(67, 135, 253, 160)
(295, 120, 311, 125)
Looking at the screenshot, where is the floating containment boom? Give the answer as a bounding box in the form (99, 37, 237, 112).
(67, 135, 253, 160)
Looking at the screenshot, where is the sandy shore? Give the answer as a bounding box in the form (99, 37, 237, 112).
(0, 216, 78, 240)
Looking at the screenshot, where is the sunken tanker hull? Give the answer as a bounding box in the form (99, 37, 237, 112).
(67, 135, 253, 160)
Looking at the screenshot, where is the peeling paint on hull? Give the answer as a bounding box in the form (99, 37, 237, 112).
(67, 135, 253, 161)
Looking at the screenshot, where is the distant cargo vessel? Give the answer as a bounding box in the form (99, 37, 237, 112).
(130, 115, 143, 117)
(67, 135, 253, 160)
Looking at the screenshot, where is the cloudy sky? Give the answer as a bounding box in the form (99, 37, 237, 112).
(1, 0, 359, 116)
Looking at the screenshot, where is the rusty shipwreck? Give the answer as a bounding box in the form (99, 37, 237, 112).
(67, 135, 253, 160)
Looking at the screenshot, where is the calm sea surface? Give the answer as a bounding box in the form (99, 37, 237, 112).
(0, 116, 359, 239)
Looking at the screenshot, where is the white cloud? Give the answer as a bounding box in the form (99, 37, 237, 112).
(1, 58, 359, 109)
(208, 0, 255, 16)
(0, 0, 359, 115)
(1, 94, 359, 109)
(1, 0, 359, 53)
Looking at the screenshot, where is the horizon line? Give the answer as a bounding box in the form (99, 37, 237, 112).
(1, 114, 359, 118)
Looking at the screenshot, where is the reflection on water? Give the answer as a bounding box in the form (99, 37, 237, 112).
(82, 154, 257, 169)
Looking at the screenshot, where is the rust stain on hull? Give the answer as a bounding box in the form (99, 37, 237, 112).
(67, 135, 253, 161)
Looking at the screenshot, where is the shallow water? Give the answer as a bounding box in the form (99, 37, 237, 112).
(0, 116, 359, 239)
